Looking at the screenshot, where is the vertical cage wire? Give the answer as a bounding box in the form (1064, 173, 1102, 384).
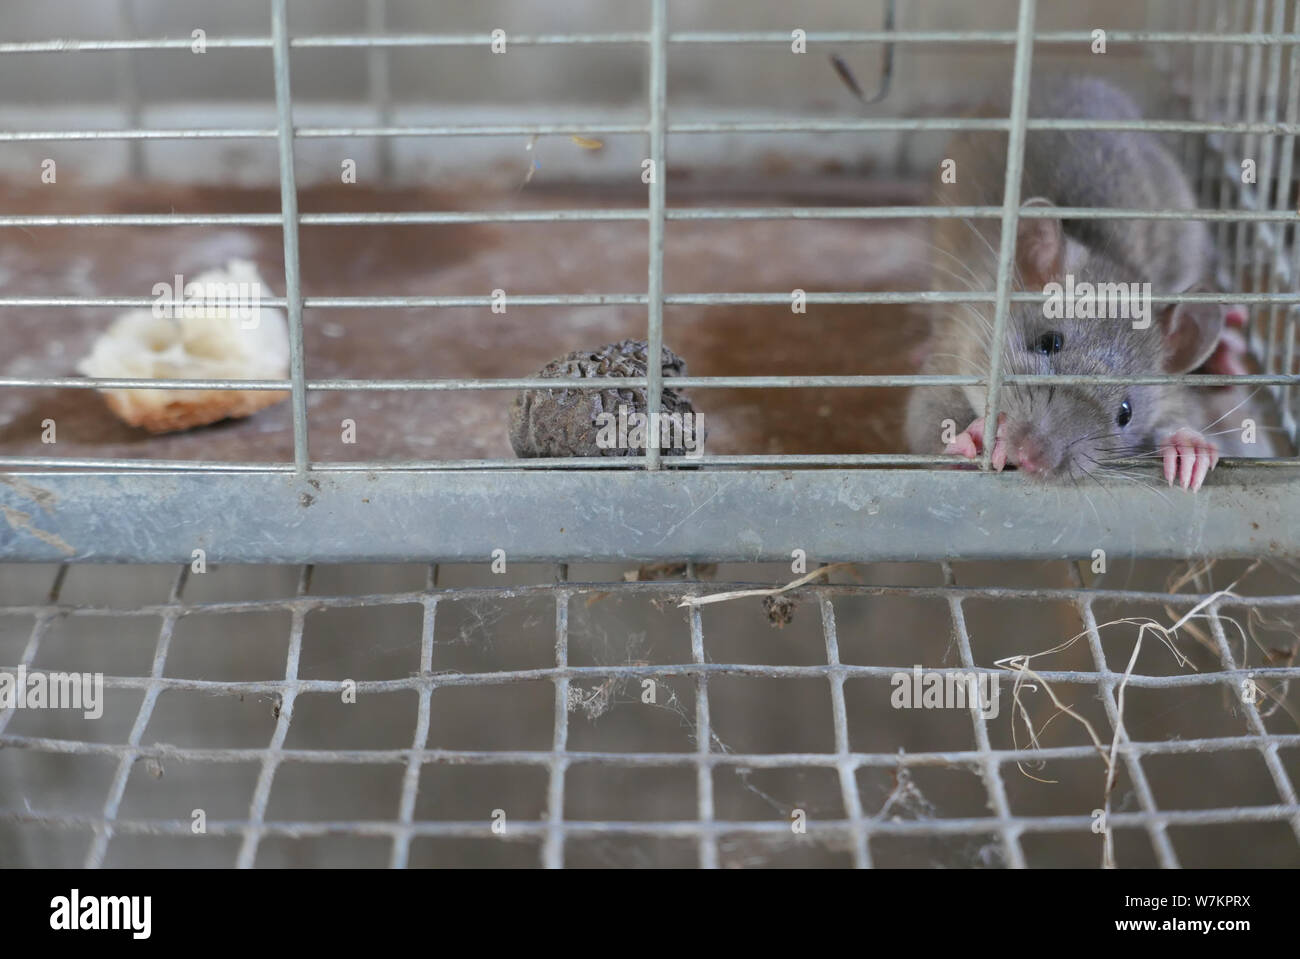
(974, 0, 1036, 471)
(942, 563, 1027, 867)
(365, 0, 394, 182)
(388, 564, 437, 869)
(270, 0, 311, 473)
(644, 0, 668, 471)
(1283, 1, 1300, 440)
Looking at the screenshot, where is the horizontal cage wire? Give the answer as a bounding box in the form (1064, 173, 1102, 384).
(0, 0, 1298, 869)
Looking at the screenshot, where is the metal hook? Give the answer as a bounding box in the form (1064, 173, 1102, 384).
(829, 0, 896, 106)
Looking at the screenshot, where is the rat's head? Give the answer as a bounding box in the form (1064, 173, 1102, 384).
(965, 199, 1225, 480)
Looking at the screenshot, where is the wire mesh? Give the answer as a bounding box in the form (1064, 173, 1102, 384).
(1, 0, 1300, 869)
(2, 559, 1298, 867)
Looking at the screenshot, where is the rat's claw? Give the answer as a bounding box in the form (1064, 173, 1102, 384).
(1223, 304, 1248, 328)
(1161, 428, 1219, 491)
(990, 417, 1010, 471)
(945, 414, 1008, 470)
(1191, 446, 1214, 492)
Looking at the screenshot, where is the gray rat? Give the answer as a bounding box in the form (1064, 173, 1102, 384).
(904, 75, 1269, 491)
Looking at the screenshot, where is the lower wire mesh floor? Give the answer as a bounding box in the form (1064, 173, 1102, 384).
(1, 558, 1298, 868)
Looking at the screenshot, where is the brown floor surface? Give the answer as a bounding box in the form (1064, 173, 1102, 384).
(0, 177, 927, 464)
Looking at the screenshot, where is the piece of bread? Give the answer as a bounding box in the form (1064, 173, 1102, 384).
(77, 259, 291, 434)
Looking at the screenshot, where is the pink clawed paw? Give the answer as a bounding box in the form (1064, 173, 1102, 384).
(1160, 428, 1219, 491)
(945, 413, 1009, 470)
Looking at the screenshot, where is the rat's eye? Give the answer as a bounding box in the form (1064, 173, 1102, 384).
(1116, 398, 1132, 428)
(1036, 331, 1064, 355)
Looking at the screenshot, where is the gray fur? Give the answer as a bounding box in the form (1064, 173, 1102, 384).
(905, 76, 1264, 474)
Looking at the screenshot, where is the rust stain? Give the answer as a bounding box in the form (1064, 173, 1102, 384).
(1, 505, 76, 556)
(0, 475, 58, 513)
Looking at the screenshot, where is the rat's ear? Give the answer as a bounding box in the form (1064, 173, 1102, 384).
(1014, 197, 1065, 289)
(1158, 288, 1226, 373)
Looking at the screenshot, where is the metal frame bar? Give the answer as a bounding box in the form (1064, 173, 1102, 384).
(4, 469, 1299, 563)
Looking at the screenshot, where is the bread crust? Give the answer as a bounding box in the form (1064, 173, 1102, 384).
(78, 259, 291, 434)
(100, 388, 291, 434)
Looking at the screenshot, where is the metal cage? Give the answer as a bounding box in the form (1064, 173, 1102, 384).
(1, 0, 1299, 869)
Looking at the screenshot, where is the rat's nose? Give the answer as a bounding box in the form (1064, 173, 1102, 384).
(1014, 437, 1054, 476)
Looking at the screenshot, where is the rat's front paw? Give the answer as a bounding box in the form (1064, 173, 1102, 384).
(1160, 427, 1220, 491)
(945, 413, 1008, 470)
